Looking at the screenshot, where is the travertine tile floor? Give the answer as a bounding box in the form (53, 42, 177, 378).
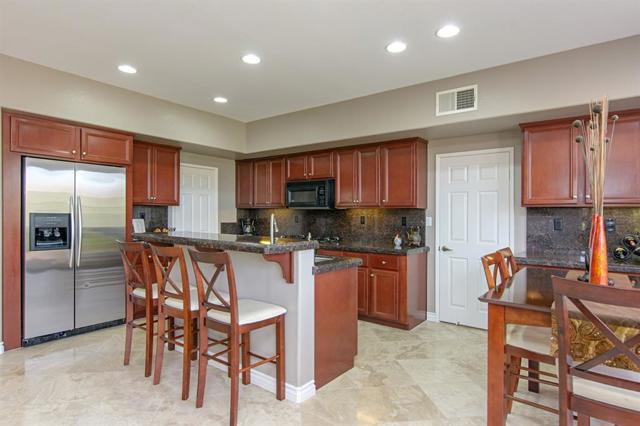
(0, 321, 564, 426)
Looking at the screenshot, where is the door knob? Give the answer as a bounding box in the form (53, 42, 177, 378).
(440, 245, 453, 252)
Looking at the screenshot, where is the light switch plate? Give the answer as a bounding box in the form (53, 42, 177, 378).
(426, 216, 433, 227)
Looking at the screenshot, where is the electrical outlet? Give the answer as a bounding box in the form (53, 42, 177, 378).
(139, 212, 146, 219)
(553, 218, 563, 231)
(360, 216, 366, 225)
(605, 218, 616, 233)
(294, 215, 299, 224)
(426, 216, 433, 227)
(401, 216, 407, 226)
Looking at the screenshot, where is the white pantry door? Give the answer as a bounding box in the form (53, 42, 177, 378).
(169, 164, 219, 233)
(437, 149, 512, 329)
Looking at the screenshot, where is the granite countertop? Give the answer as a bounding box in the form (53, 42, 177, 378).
(313, 256, 363, 275)
(515, 250, 640, 275)
(318, 240, 430, 255)
(133, 231, 319, 254)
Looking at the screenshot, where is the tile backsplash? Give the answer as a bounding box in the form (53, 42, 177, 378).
(527, 207, 640, 254)
(133, 205, 168, 231)
(236, 208, 426, 243)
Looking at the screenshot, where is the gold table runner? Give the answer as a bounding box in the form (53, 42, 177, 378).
(550, 271, 640, 372)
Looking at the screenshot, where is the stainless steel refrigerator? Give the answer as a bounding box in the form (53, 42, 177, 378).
(23, 157, 126, 340)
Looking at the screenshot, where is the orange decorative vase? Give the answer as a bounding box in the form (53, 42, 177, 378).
(589, 214, 609, 285)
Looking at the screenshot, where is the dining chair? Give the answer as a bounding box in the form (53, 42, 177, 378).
(481, 250, 558, 415)
(189, 248, 286, 426)
(553, 276, 640, 426)
(118, 240, 157, 377)
(150, 244, 200, 400)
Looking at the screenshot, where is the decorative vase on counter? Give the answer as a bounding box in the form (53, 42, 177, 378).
(393, 232, 403, 250)
(589, 214, 609, 285)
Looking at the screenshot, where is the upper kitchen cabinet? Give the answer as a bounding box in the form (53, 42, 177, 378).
(236, 160, 254, 208)
(521, 121, 579, 206)
(286, 151, 334, 180)
(132, 142, 180, 206)
(253, 157, 285, 208)
(380, 139, 427, 208)
(335, 146, 379, 207)
(10, 115, 80, 160)
(521, 110, 640, 207)
(80, 127, 133, 165)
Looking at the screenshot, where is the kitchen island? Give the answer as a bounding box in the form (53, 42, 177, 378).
(133, 231, 360, 402)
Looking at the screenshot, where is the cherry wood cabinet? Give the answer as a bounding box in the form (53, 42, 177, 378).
(335, 146, 380, 207)
(80, 127, 132, 165)
(132, 142, 180, 205)
(236, 160, 254, 208)
(316, 249, 427, 330)
(9, 114, 133, 165)
(521, 110, 640, 206)
(253, 157, 285, 208)
(380, 139, 427, 208)
(286, 151, 334, 180)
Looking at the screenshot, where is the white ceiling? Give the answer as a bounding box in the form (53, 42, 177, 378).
(1, 1, 639, 122)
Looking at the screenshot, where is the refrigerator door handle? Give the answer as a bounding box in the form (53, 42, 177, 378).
(76, 196, 83, 268)
(69, 195, 75, 268)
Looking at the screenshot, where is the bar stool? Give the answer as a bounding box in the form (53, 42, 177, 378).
(150, 244, 200, 400)
(189, 248, 286, 426)
(481, 249, 558, 416)
(118, 240, 157, 377)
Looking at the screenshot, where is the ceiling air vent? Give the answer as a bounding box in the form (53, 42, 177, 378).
(436, 85, 478, 116)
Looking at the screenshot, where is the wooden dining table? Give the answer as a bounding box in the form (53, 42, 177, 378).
(478, 266, 639, 426)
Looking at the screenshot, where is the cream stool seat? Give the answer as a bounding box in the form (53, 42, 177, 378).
(207, 299, 287, 325)
(573, 365, 640, 411)
(132, 282, 159, 300)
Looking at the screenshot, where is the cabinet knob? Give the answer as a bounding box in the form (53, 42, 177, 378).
(573, 195, 578, 199)
(382, 199, 387, 203)
(381, 260, 387, 265)
(82, 152, 87, 156)
(586, 195, 591, 199)
(370, 273, 375, 277)
(71, 149, 77, 154)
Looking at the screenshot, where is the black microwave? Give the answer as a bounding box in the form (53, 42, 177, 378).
(286, 179, 335, 209)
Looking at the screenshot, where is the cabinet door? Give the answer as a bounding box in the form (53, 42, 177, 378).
(80, 128, 133, 165)
(269, 158, 286, 207)
(522, 123, 579, 206)
(357, 267, 369, 316)
(335, 150, 357, 207)
(380, 141, 415, 207)
(132, 143, 154, 204)
(236, 161, 254, 208)
(286, 155, 307, 180)
(253, 160, 270, 207)
(356, 146, 380, 207)
(308, 152, 334, 179)
(586, 115, 640, 205)
(10, 115, 80, 160)
(153, 146, 180, 205)
(368, 269, 400, 322)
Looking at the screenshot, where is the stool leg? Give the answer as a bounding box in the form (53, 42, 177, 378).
(168, 317, 175, 351)
(577, 414, 590, 426)
(191, 317, 199, 361)
(144, 300, 154, 377)
(196, 316, 208, 408)
(527, 360, 540, 393)
(153, 309, 166, 385)
(275, 316, 285, 401)
(182, 315, 192, 400)
(229, 332, 240, 426)
(242, 332, 251, 385)
(124, 295, 133, 366)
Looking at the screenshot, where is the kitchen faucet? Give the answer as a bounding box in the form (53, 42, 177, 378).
(270, 213, 279, 244)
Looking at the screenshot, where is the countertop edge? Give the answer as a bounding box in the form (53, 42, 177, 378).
(516, 255, 640, 275)
(313, 257, 364, 275)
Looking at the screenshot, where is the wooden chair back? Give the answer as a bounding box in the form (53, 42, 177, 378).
(149, 244, 192, 311)
(117, 240, 152, 295)
(497, 247, 519, 277)
(552, 276, 640, 424)
(481, 251, 509, 289)
(188, 248, 239, 327)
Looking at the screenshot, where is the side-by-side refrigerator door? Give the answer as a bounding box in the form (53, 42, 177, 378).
(23, 157, 75, 339)
(74, 163, 126, 328)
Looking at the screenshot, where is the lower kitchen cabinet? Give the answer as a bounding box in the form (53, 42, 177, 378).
(317, 249, 427, 329)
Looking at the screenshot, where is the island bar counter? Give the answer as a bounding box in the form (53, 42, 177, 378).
(132, 231, 357, 402)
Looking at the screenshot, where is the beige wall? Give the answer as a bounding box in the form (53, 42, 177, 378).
(425, 130, 525, 313)
(247, 35, 640, 152)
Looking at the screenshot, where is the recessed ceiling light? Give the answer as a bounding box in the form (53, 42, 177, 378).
(385, 41, 407, 53)
(117, 64, 137, 74)
(242, 54, 261, 65)
(436, 24, 460, 39)
(213, 96, 228, 104)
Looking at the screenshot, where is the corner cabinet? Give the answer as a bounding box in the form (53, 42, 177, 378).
(236, 157, 285, 208)
(521, 109, 640, 207)
(132, 142, 180, 206)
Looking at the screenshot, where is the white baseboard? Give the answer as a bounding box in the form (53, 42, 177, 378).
(426, 311, 439, 322)
(173, 345, 316, 403)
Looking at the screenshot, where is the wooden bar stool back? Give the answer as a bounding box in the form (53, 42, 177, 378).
(553, 276, 640, 426)
(118, 240, 157, 377)
(150, 244, 199, 401)
(481, 249, 558, 416)
(189, 249, 286, 426)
